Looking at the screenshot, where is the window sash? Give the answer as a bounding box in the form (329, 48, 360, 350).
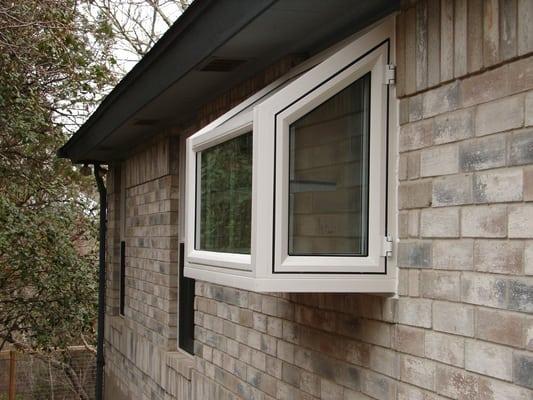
(270, 42, 389, 273)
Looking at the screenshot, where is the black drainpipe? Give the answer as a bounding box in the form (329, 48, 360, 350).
(94, 164, 107, 400)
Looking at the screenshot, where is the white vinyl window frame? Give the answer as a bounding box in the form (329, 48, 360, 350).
(269, 43, 388, 273)
(185, 15, 398, 293)
(186, 122, 254, 272)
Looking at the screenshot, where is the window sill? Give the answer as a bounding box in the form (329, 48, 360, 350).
(185, 265, 397, 293)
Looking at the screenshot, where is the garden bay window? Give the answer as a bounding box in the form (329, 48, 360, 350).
(185, 17, 398, 292)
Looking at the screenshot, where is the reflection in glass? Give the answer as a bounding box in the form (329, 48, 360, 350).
(198, 132, 252, 254)
(288, 73, 370, 255)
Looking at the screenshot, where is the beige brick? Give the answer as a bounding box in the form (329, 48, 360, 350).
(461, 205, 507, 238)
(399, 154, 408, 181)
(408, 210, 419, 238)
(407, 151, 420, 180)
(408, 270, 419, 297)
(433, 301, 474, 336)
(525, 91, 533, 127)
(398, 181, 432, 209)
(398, 298, 432, 328)
(474, 240, 524, 274)
(398, 269, 409, 296)
(420, 207, 460, 238)
(400, 98, 409, 125)
(425, 331, 464, 367)
(432, 173, 473, 207)
(394, 325, 425, 357)
(525, 242, 533, 275)
(420, 270, 461, 301)
(400, 355, 435, 391)
(524, 166, 533, 201)
(321, 379, 344, 400)
(473, 168, 523, 203)
(461, 63, 510, 105)
(420, 144, 459, 177)
(508, 56, 533, 94)
(461, 272, 508, 308)
(398, 383, 447, 400)
(509, 204, 533, 238)
(526, 317, 533, 350)
(399, 211, 409, 239)
(475, 95, 524, 136)
(361, 369, 397, 400)
(409, 94, 423, 122)
(518, 0, 533, 55)
(465, 339, 513, 380)
(436, 364, 531, 400)
(434, 109, 474, 144)
(400, 120, 433, 151)
(432, 239, 474, 270)
(369, 346, 399, 378)
(476, 308, 525, 347)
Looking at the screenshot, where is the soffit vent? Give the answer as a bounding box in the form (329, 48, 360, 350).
(198, 57, 247, 72)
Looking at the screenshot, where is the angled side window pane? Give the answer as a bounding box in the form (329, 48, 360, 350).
(288, 73, 371, 256)
(196, 132, 253, 254)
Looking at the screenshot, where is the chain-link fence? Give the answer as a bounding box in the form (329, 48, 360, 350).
(0, 347, 95, 400)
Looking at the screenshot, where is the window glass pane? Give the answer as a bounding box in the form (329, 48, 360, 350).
(198, 132, 252, 254)
(288, 73, 370, 255)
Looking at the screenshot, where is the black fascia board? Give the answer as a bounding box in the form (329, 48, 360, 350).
(58, 0, 277, 162)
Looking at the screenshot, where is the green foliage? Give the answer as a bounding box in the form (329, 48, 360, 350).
(0, 0, 115, 353)
(0, 199, 97, 350)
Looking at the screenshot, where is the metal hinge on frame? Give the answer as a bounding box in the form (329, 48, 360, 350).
(385, 64, 396, 85)
(382, 236, 393, 257)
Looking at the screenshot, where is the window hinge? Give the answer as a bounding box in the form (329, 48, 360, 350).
(382, 236, 393, 257)
(385, 64, 396, 85)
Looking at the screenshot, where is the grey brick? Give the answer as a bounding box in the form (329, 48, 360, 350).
(423, 81, 461, 118)
(398, 241, 432, 268)
(513, 352, 533, 389)
(434, 109, 474, 144)
(473, 168, 523, 203)
(459, 134, 506, 171)
(509, 129, 533, 166)
(461, 272, 507, 309)
(400, 120, 433, 151)
(508, 279, 533, 313)
(433, 174, 473, 206)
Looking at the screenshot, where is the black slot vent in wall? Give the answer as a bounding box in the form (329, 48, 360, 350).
(119, 241, 126, 316)
(179, 242, 195, 355)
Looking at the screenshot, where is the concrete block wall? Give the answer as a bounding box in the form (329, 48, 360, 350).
(102, 2, 533, 399)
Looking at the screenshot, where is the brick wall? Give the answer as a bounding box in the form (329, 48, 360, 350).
(102, 2, 533, 399)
